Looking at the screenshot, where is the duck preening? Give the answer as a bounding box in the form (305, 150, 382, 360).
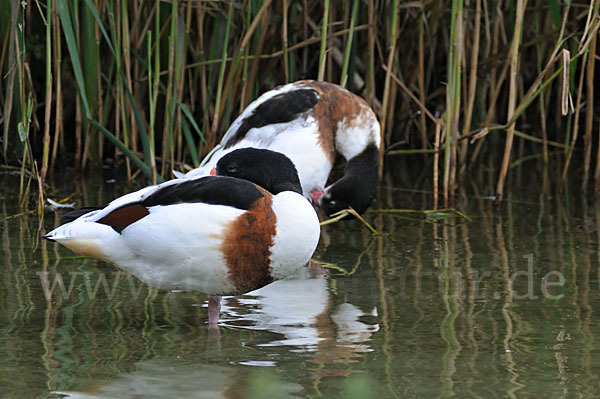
(44, 148, 321, 328)
(175, 80, 381, 217)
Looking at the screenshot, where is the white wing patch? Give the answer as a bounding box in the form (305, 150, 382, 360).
(335, 105, 381, 160)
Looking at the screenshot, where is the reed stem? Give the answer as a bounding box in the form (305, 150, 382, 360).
(317, 0, 330, 81)
(496, 0, 527, 202)
(339, 0, 358, 87)
(378, 0, 399, 180)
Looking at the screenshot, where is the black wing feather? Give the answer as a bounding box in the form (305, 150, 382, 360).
(60, 178, 262, 234)
(223, 89, 319, 148)
(61, 206, 103, 223)
(141, 176, 264, 211)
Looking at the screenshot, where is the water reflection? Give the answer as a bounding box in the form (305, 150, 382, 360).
(2, 171, 600, 397)
(221, 267, 331, 348)
(53, 358, 302, 399)
(221, 265, 379, 356)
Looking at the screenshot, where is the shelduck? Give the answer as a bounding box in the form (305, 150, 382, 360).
(44, 148, 321, 327)
(175, 80, 381, 217)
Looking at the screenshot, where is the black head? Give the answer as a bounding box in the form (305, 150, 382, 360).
(216, 148, 303, 195)
(318, 175, 376, 217)
(318, 144, 379, 217)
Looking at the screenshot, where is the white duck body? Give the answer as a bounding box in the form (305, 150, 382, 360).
(49, 200, 243, 294)
(177, 80, 380, 202)
(46, 151, 320, 297)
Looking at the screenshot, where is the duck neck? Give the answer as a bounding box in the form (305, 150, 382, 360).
(343, 144, 379, 187)
(270, 181, 303, 195)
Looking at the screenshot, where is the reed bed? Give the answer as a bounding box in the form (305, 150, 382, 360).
(0, 1, 599, 212)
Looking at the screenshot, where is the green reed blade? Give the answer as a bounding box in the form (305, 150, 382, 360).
(211, 2, 233, 136)
(81, 0, 116, 54)
(288, 2, 299, 82)
(88, 119, 161, 182)
(82, 0, 100, 163)
(147, 30, 157, 183)
(2, 0, 20, 157)
(317, 0, 330, 81)
(121, 77, 153, 173)
(56, 0, 91, 118)
(181, 119, 199, 166)
(81, 1, 97, 113)
(40, 0, 52, 181)
(443, 0, 462, 205)
(340, 0, 359, 87)
(546, 0, 562, 27)
(177, 101, 206, 145)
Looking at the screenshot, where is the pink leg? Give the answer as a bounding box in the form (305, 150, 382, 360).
(207, 296, 221, 329)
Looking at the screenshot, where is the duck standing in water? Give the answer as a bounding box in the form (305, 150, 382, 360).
(45, 149, 321, 327)
(175, 80, 381, 217)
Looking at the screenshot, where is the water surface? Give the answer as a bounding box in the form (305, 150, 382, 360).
(1, 165, 600, 398)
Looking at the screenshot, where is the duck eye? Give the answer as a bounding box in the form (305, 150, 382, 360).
(328, 200, 337, 209)
(227, 164, 238, 174)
